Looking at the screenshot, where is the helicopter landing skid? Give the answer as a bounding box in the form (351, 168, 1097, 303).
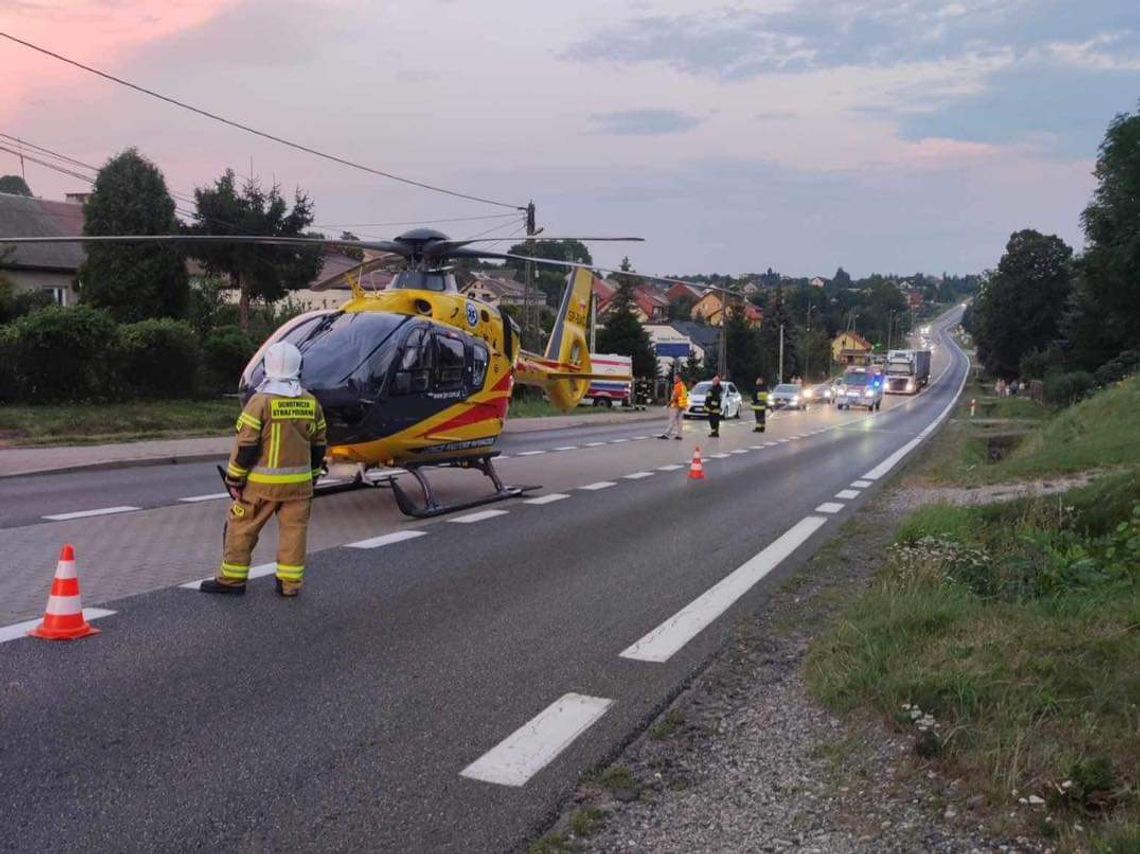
(389, 455, 539, 519)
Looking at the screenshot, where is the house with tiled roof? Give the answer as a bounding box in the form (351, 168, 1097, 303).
(690, 290, 762, 327)
(0, 192, 85, 306)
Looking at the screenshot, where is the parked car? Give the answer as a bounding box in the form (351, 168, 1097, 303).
(685, 380, 744, 419)
(836, 370, 883, 410)
(770, 383, 806, 410)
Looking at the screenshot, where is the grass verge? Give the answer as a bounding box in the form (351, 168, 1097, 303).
(0, 399, 241, 446)
(917, 373, 1139, 486)
(808, 468, 1140, 847)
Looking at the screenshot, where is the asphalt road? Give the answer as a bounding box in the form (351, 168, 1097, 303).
(0, 310, 968, 852)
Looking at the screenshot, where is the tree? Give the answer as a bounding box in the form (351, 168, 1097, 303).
(339, 231, 364, 261)
(832, 267, 852, 288)
(757, 287, 797, 382)
(0, 175, 32, 196)
(505, 239, 592, 305)
(595, 259, 658, 379)
(973, 229, 1073, 378)
(722, 300, 763, 384)
(668, 295, 695, 321)
(78, 149, 188, 322)
(190, 170, 322, 331)
(1066, 108, 1140, 369)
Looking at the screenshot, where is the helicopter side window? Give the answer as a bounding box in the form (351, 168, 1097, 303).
(471, 342, 489, 390)
(434, 333, 466, 391)
(393, 327, 433, 394)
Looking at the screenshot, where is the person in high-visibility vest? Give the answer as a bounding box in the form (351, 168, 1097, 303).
(705, 375, 724, 438)
(659, 376, 688, 440)
(751, 376, 769, 433)
(201, 341, 327, 598)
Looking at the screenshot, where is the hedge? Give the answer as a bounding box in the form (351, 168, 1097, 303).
(0, 306, 258, 403)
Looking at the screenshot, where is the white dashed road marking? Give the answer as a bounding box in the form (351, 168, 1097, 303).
(460, 693, 614, 787)
(632, 435, 649, 440)
(43, 505, 140, 521)
(579, 481, 617, 491)
(657, 464, 684, 471)
(609, 438, 630, 444)
(584, 441, 606, 447)
(730, 449, 749, 455)
(178, 493, 230, 503)
(450, 509, 511, 524)
(525, 493, 571, 505)
(347, 530, 427, 549)
(553, 446, 577, 452)
(835, 489, 861, 500)
(707, 453, 730, 459)
(621, 516, 829, 663)
(515, 450, 546, 457)
(0, 608, 116, 645)
(815, 503, 845, 514)
(623, 472, 654, 480)
(852, 480, 872, 488)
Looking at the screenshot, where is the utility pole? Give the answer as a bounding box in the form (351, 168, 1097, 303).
(523, 201, 537, 348)
(804, 303, 814, 381)
(887, 309, 895, 350)
(778, 323, 785, 384)
(17, 137, 26, 181)
(717, 299, 728, 378)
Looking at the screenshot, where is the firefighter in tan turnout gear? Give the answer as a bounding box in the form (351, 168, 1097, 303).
(200, 342, 327, 598)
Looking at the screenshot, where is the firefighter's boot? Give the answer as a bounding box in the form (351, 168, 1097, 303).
(200, 578, 246, 595)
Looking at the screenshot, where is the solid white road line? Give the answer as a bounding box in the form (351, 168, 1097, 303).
(525, 493, 571, 505)
(835, 489, 861, 500)
(347, 530, 427, 549)
(852, 480, 873, 488)
(43, 505, 140, 521)
(815, 503, 845, 514)
(450, 509, 510, 524)
(621, 516, 829, 663)
(862, 349, 969, 481)
(579, 481, 617, 491)
(623, 471, 654, 480)
(179, 563, 275, 590)
(657, 464, 684, 471)
(460, 693, 614, 787)
(515, 450, 547, 457)
(0, 608, 116, 645)
(553, 446, 578, 452)
(178, 493, 230, 503)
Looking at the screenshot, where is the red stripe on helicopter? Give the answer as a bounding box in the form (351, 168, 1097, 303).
(418, 397, 509, 438)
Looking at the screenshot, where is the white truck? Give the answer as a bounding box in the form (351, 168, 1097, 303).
(581, 353, 633, 407)
(884, 349, 932, 394)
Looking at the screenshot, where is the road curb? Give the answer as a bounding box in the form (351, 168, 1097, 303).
(0, 409, 667, 479)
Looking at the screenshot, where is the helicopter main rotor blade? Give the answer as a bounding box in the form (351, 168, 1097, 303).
(0, 234, 411, 255)
(463, 249, 698, 288)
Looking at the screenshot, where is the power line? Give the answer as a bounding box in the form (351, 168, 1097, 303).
(323, 213, 520, 228)
(0, 31, 526, 211)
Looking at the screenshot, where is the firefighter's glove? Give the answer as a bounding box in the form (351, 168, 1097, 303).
(224, 475, 245, 500)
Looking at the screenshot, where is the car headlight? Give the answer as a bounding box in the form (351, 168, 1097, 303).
(864, 389, 875, 397)
(791, 396, 800, 403)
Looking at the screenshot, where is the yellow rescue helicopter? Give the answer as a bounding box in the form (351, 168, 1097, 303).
(0, 228, 644, 516)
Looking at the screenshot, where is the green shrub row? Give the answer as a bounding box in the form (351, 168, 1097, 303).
(0, 306, 257, 403)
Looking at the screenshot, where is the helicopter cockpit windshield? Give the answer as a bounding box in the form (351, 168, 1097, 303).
(241, 311, 410, 396)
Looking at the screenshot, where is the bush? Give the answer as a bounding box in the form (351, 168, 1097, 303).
(202, 324, 256, 393)
(0, 280, 55, 324)
(0, 323, 16, 402)
(112, 319, 199, 398)
(10, 306, 117, 401)
(1043, 370, 1094, 407)
(1019, 347, 1062, 381)
(1093, 349, 1139, 386)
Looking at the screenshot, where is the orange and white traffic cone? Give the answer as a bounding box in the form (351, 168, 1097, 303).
(688, 446, 706, 480)
(28, 545, 100, 641)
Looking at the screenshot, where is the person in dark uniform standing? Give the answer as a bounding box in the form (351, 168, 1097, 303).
(751, 376, 769, 433)
(705, 375, 724, 438)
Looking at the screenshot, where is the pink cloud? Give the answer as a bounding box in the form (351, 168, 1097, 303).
(0, 0, 243, 120)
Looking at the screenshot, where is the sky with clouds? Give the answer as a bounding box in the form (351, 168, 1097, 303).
(0, 0, 1135, 276)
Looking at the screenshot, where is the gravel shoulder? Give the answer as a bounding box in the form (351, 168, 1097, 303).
(532, 485, 1051, 854)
